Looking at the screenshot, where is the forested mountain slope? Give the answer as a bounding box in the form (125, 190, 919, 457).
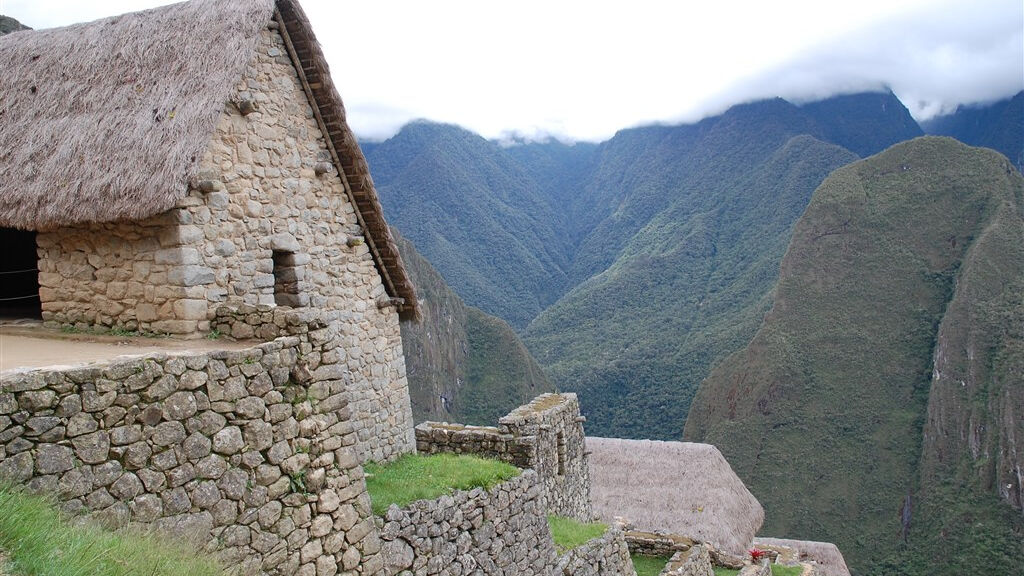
(366, 122, 571, 329)
(394, 232, 553, 425)
(921, 90, 1024, 171)
(684, 137, 1024, 575)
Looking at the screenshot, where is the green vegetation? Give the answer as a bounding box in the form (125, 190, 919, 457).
(713, 567, 741, 576)
(685, 137, 1024, 575)
(546, 515, 607, 552)
(524, 110, 859, 438)
(394, 231, 553, 425)
(631, 554, 671, 576)
(363, 453, 519, 515)
(0, 484, 222, 576)
(922, 90, 1023, 170)
(770, 565, 804, 576)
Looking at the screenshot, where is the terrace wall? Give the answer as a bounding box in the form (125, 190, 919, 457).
(378, 469, 634, 576)
(0, 310, 400, 576)
(414, 393, 592, 521)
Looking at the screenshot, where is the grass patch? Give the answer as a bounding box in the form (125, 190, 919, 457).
(546, 515, 607, 552)
(771, 565, 804, 576)
(713, 568, 741, 576)
(0, 484, 222, 576)
(631, 554, 671, 576)
(363, 453, 519, 515)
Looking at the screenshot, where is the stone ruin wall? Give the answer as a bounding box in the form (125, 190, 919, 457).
(0, 310, 415, 576)
(378, 469, 636, 576)
(414, 393, 592, 522)
(36, 22, 401, 345)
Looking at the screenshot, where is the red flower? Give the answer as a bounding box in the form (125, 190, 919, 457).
(749, 548, 767, 562)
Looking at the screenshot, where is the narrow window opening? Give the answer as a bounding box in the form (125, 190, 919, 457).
(0, 228, 41, 320)
(272, 250, 307, 307)
(556, 431, 566, 477)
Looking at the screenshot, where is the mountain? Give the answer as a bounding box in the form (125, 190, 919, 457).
(365, 122, 572, 329)
(523, 94, 917, 439)
(365, 91, 924, 440)
(684, 137, 1024, 575)
(798, 91, 924, 157)
(1, 15, 29, 35)
(523, 106, 859, 439)
(394, 231, 553, 425)
(921, 91, 1024, 171)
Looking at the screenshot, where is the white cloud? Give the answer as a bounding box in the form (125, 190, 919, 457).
(4, 0, 1021, 141)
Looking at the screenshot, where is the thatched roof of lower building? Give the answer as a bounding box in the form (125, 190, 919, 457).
(0, 0, 416, 317)
(587, 437, 765, 555)
(755, 537, 851, 576)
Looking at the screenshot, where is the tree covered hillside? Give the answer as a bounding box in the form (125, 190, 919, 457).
(394, 231, 553, 425)
(921, 90, 1024, 171)
(367, 91, 925, 439)
(366, 122, 572, 329)
(685, 137, 1024, 575)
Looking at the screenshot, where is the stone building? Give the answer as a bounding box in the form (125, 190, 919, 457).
(0, 0, 416, 332)
(0, 0, 419, 462)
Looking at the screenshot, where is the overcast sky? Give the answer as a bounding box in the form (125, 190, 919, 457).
(3, 0, 1022, 142)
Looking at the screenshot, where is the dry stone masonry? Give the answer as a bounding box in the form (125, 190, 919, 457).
(415, 393, 592, 521)
(0, 310, 403, 576)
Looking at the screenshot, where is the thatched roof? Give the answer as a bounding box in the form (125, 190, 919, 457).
(755, 538, 851, 576)
(587, 437, 764, 556)
(0, 0, 416, 317)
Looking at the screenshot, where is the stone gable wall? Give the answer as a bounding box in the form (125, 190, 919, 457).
(415, 393, 592, 521)
(0, 311, 396, 576)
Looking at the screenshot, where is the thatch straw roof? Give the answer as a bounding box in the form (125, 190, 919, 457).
(755, 538, 851, 576)
(587, 437, 764, 556)
(0, 0, 416, 317)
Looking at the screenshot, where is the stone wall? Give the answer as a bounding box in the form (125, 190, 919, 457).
(212, 305, 413, 464)
(378, 470, 633, 576)
(625, 530, 696, 558)
(415, 393, 592, 521)
(555, 526, 637, 576)
(0, 312, 402, 576)
(660, 545, 714, 576)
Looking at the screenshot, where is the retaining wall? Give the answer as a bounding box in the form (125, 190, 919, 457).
(415, 393, 591, 521)
(0, 310, 405, 576)
(555, 526, 637, 576)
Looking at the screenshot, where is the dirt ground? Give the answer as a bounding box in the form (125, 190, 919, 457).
(0, 322, 254, 373)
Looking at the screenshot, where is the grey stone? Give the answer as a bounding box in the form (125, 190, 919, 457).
(71, 431, 109, 464)
(212, 426, 243, 455)
(0, 451, 34, 482)
(182, 432, 212, 461)
(243, 420, 273, 452)
(93, 461, 123, 486)
(110, 472, 143, 501)
(66, 412, 98, 437)
(35, 443, 74, 474)
(218, 469, 248, 500)
(192, 480, 221, 509)
(162, 487, 191, 515)
(151, 421, 186, 446)
(131, 494, 163, 522)
(196, 454, 229, 479)
(18, 390, 57, 411)
(168, 265, 215, 287)
(163, 391, 198, 420)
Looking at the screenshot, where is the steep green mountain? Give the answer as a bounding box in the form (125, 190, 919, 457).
(684, 137, 1024, 575)
(0, 15, 29, 35)
(798, 91, 924, 158)
(366, 122, 572, 329)
(394, 231, 553, 425)
(921, 91, 1024, 171)
(366, 92, 925, 440)
(523, 107, 859, 438)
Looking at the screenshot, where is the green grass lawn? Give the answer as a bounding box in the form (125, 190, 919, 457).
(0, 485, 222, 576)
(713, 567, 741, 576)
(363, 453, 519, 515)
(546, 515, 607, 552)
(771, 565, 804, 576)
(631, 554, 670, 576)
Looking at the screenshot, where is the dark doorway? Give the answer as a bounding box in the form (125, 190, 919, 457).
(1, 228, 41, 319)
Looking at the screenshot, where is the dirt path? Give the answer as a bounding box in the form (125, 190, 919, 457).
(0, 323, 255, 373)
